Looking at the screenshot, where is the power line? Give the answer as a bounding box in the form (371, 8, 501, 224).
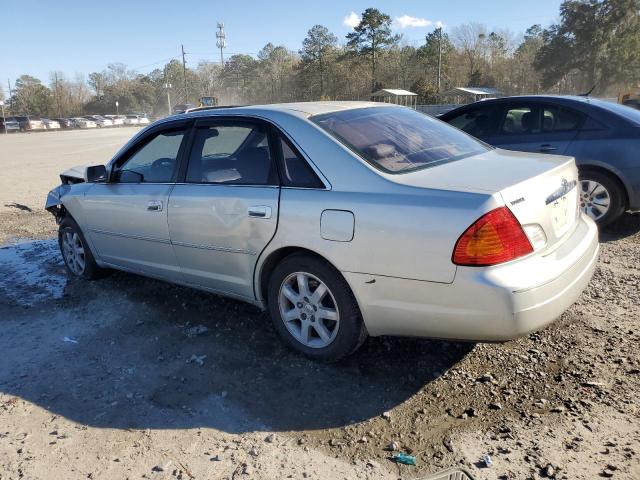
(130, 56, 180, 72)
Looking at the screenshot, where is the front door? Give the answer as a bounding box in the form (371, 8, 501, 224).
(83, 125, 189, 278)
(168, 119, 280, 300)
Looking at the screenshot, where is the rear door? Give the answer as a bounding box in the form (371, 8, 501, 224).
(168, 117, 280, 300)
(83, 121, 189, 278)
(489, 102, 584, 155)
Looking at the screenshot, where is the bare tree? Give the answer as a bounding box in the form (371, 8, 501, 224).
(452, 23, 488, 85)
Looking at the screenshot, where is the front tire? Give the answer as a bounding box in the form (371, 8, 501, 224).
(267, 254, 367, 362)
(58, 217, 105, 280)
(579, 170, 625, 227)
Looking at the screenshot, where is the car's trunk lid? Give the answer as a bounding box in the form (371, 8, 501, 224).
(389, 148, 581, 251)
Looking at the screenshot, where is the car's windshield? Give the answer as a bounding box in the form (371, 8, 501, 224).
(311, 106, 489, 174)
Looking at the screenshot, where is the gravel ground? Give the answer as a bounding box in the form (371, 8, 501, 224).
(0, 130, 639, 480)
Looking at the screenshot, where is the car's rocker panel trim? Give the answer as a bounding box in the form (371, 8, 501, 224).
(171, 241, 256, 255)
(88, 228, 171, 245)
(88, 228, 255, 255)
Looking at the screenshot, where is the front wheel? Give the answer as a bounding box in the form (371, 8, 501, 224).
(58, 217, 106, 280)
(579, 170, 625, 227)
(267, 254, 367, 362)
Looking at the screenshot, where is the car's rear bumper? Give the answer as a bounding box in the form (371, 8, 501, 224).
(346, 214, 599, 340)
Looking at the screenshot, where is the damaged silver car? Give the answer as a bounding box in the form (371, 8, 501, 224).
(46, 102, 599, 361)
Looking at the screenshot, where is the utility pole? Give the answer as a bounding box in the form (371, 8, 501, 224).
(54, 72, 62, 117)
(1, 100, 6, 134)
(164, 64, 172, 115)
(181, 44, 188, 103)
(7, 79, 12, 112)
(216, 22, 227, 66)
(437, 27, 443, 93)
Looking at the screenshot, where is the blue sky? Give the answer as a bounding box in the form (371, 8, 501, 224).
(1, 0, 563, 89)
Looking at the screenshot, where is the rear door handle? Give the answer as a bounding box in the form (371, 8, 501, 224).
(248, 206, 272, 219)
(539, 144, 558, 152)
(147, 200, 163, 212)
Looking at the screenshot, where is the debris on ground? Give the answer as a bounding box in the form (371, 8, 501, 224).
(184, 325, 209, 337)
(391, 452, 416, 466)
(187, 354, 206, 366)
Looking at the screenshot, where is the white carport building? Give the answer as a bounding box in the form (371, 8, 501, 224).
(370, 89, 418, 108)
(441, 87, 502, 104)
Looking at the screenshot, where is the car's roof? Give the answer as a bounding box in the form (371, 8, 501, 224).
(442, 94, 640, 126)
(170, 101, 397, 121)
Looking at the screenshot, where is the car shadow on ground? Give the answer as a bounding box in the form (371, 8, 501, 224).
(0, 241, 474, 434)
(600, 212, 640, 242)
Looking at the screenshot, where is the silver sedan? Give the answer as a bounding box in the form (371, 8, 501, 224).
(45, 102, 599, 361)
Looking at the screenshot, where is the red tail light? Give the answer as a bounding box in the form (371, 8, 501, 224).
(453, 207, 533, 266)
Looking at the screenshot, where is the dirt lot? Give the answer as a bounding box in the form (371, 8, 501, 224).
(0, 130, 639, 480)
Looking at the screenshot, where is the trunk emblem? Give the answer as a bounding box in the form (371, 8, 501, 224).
(546, 178, 577, 205)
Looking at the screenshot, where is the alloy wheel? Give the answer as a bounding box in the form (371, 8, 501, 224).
(278, 272, 340, 349)
(62, 230, 86, 275)
(580, 179, 611, 221)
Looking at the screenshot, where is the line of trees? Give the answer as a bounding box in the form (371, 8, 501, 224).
(4, 0, 640, 118)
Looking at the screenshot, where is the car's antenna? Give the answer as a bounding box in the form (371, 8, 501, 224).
(579, 84, 596, 97)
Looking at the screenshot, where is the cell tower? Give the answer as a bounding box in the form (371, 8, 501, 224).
(216, 22, 227, 66)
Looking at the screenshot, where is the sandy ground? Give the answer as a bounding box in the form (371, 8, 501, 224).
(0, 129, 639, 480)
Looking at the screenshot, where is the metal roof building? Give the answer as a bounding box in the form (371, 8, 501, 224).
(441, 87, 502, 103)
(370, 89, 418, 108)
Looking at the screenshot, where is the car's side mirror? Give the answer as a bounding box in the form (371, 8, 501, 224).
(85, 165, 107, 183)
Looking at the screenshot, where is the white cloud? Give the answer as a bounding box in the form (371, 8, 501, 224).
(435, 20, 445, 29)
(343, 11, 360, 29)
(395, 15, 432, 29)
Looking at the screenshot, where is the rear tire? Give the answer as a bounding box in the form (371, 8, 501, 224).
(267, 254, 367, 362)
(58, 216, 106, 280)
(578, 169, 625, 228)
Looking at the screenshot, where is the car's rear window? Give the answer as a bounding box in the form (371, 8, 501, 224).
(311, 106, 489, 174)
(591, 98, 640, 125)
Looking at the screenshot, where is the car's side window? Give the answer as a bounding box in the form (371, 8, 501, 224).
(114, 129, 186, 183)
(185, 124, 276, 185)
(542, 105, 584, 132)
(581, 115, 607, 131)
(447, 107, 499, 137)
(500, 104, 541, 134)
(276, 135, 324, 188)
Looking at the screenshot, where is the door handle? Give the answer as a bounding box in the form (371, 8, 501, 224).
(147, 200, 163, 212)
(539, 144, 558, 152)
(248, 206, 272, 219)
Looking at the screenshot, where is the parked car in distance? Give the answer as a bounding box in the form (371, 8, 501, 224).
(83, 115, 113, 128)
(0, 117, 20, 133)
(123, 115, 139, 125)
(172, 103, 197, 114)
(439, 95, 640, 226)
(137, 115, 150, 125)
(70, 117, 97, 129)
(104, 115, 124, 126)
(13, 115, 44, 131)
(53, 118, 74, 129)
(45, 102, 599, 361)
(42, 118, 61, 130)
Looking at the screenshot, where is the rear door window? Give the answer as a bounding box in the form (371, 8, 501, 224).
(185, 123, 276, 185)
(500, 104, 541, 134)
(542, 106, 584, 132)
(276, 135, 324, 188)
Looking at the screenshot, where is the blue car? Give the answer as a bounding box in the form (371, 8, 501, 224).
(440, 95, 640, 226)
